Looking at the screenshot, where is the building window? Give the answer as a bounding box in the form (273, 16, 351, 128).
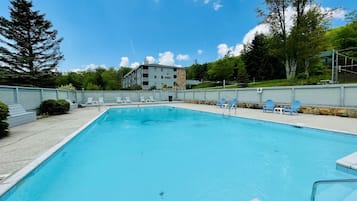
(161, 75, 163, 79)
(143, 66, 148, 69)
(173, 68, 177, 71)
(154, 75, 157, 79)
(143, 74, 148, 77)
(143, 81, 149, 85)
(173, 75, 177, 78)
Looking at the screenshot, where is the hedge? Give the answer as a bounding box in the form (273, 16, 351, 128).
(40, 99, 70, 115)
(0, 101, 9, 138)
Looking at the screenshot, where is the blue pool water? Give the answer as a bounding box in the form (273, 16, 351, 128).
(1, 106, 357, 201)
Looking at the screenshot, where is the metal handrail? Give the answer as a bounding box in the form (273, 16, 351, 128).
(311, 179, 357, 201)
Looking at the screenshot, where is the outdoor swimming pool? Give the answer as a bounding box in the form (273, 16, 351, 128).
(1, 106, 357, 201)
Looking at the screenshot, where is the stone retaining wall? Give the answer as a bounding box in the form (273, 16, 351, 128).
(184, 100, 357, 118)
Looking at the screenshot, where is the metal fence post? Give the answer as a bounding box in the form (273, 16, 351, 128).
(291, 87, 295, 103)
(15, 87, 19, 104)
(40, 89, 44, 103)
(340, 85, 345, 107)
(56, 89, 59, 100)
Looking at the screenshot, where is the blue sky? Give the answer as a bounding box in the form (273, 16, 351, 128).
(0, 0, 355, 72)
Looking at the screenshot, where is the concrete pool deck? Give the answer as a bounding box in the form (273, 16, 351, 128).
(1, 102, 357, 182)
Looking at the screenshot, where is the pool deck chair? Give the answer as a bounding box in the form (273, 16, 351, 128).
(98, 97, 104, 105)
(283, 100, 301, 115)
(7, 104, 36, 128)
(216, 98, 226, 108)
(140, 96, 146, 103)
(116, 97, 123, 104)
(227, 98, 238, 114)
(65, 99, 78, 110)
(124, 97, 132, 104)
(149, 96, 155, 102)
(227, 98, 238, 109)
(262, 99, 275, 113)
(86, 97, 94, 105)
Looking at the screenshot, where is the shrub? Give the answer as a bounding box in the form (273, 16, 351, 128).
(58, 83, 76, 91)
(56, 99, 70, 113)
(0, 101, 9, 138)
(40, 99, 70, 115)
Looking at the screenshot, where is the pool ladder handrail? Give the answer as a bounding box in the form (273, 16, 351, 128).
(310, 178, 357, 201)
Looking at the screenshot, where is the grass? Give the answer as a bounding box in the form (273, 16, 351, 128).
(190, 75, 341, 89)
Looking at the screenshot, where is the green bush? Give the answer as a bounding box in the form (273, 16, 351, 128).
(40, 99, 70, 115)
(0, 101, 9, 138)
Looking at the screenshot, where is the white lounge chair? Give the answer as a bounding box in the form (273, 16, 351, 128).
(65, 99, 78, 110)
(140, 96, 146, 103)
(86, 97, 94, 105)
(116, 97, 123, 104)
(124, 97, 131, 103)
(98, 97, 104, 105)
(149, 96, 155, 102)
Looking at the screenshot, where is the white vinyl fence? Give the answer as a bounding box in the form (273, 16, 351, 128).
(0, 84, 356, 112)
(177, 84, 357, 108)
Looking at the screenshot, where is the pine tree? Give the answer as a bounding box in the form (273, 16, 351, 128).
(0, 0, 64, 87)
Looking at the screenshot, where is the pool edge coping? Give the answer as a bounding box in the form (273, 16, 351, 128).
(0, 108, 109, 198)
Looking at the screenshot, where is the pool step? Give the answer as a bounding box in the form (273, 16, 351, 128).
(343, 189, 357, 201)
(336, 152, 357, 173)
(315, 183, 357, 201)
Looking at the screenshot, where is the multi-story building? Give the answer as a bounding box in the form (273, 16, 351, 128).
(122, 64, 186, 90)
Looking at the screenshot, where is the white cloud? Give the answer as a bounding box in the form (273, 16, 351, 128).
(213, 1, 223, 11)
(217, 43, 244, 58)
(232, 44, 244, 56)
(119, 57, 129, 67)
(176, 54, 190, 61)
(197, 49, 203, 55)
(217, 44, 231, 58)
(158, 51, 175, 66)
(318, 7, 346, 19)
(331, 8, 346, 19)
(242, 23, 270, 44)
(144, 56, 156, 64)
(130, 62, 140, 68)
(195, 0, 222, 11)
(69, 68, 82, 72)
(84, 64, 107, 71)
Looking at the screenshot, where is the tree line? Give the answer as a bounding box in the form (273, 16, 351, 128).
(187, 2, 357, 84)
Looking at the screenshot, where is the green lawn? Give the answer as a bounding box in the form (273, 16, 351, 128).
(190, 75, 338, 89)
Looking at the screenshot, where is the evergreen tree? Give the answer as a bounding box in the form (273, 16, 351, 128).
(242, 34, 285, 81)
(0, 0, 64, 87)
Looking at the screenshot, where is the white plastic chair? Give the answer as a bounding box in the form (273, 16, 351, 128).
(116, 97, 123, 104)
(125, 97, 131, 103)
(98, 97, 104, 105)
(86, 97, 93, 105)
(140, 96, 146, 103)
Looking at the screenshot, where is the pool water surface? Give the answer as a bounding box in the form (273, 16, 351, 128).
(1, 106, 357, 201)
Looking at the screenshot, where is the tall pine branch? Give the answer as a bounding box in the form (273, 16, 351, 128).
(0, 0, 64, 87)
